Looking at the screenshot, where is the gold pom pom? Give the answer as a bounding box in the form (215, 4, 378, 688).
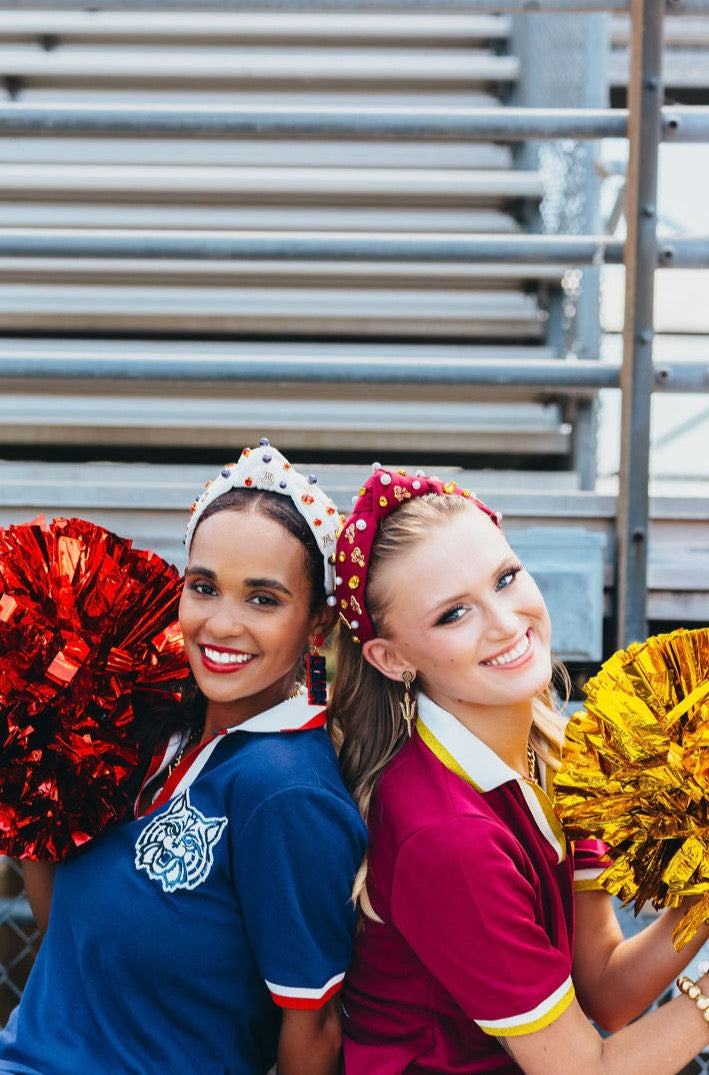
(554, 627, 709, 950)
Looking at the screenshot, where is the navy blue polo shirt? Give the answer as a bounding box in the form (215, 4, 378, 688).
(1, 696, 367, 1075)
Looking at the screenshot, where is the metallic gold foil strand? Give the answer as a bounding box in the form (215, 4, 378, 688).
(672, 894, 709, 951)
(553, 628, 709, 950)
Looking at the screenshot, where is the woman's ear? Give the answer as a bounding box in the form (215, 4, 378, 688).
(310, 603, 338, 642)
(362, 637, 410, 683)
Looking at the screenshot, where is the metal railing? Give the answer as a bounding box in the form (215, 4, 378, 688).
(0, 353, 704, 393)
(1, 0, 707, 10)
(0, 0, 707, 639)
(0, 103, 707, 140)
(0, 230, 707, 266)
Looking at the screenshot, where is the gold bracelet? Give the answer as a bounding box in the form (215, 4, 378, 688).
(677, 975, 709, 1022)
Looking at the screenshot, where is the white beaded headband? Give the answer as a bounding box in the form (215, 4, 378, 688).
(184, 439, 341, 601)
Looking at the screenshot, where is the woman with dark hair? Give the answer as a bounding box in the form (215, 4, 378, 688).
(2, 442, 367, 1075)
(329, 463, 709, 1075)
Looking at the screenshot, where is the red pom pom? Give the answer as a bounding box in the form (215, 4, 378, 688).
(0, 517, 189, 861)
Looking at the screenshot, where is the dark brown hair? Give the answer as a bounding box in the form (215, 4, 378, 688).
(196, 487, 325, 614)
(137, 488, 327, 752)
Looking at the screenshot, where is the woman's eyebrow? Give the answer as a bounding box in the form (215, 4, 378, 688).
(244, 576, 292, 596)
(184, 564, 215, 580)
(428, 590, 467, 616)
(184, 567, 292, 597)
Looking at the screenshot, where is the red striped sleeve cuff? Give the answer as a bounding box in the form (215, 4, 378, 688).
(265, 971, 345, 1010)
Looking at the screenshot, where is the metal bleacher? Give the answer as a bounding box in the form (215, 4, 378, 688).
(610, 12, 709, 101)
(0, 0, 705, 651)
(0, 2, 705, 654)
(0, 7, 588, 470)
(0, 0, 708, 1032)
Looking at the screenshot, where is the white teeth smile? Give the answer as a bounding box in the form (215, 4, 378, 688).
(483, 633, 530, 667)
(202, 647, 253, 665)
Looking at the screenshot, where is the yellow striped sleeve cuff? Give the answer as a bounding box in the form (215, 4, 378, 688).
(477, 978, 575, 1038)
(574, 867, 606, 892)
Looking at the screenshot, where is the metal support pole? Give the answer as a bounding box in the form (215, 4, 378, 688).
(0, 0, 647, 11)
(0, 232, 629, 263)
(616, 0, 664, 647)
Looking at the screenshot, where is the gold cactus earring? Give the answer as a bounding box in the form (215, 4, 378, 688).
(400, 670, 417, 738)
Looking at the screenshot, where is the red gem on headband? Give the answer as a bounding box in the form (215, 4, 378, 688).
(335, 466, 502, 644)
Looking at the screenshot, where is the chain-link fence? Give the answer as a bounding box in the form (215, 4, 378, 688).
(0, 858, 40, 1027)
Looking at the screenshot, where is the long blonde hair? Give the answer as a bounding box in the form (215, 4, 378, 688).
(327, 493, 567, 917)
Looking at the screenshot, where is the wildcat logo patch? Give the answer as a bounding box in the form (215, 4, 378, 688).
(135, 790, 227, 892)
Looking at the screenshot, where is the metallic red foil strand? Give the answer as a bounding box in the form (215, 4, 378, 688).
(0, 516, 188, 861)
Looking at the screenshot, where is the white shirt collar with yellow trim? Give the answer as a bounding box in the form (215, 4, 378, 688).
(416, 692, 566, 864)
(417, 692, 522, 792)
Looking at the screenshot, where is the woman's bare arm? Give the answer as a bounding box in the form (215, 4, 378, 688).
(573, 889, 709, 1030)
(505, 979, 709, 1075)
(277, 996, 342, 1075)
(21, 860, 56, 936)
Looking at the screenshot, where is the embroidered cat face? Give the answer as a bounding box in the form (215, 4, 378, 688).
(135, 790, 227, 893)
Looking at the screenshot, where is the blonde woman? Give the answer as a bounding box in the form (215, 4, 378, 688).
(329, 464, 709, 1075)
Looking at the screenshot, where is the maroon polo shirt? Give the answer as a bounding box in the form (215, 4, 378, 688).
(343, 693, 606, 1075)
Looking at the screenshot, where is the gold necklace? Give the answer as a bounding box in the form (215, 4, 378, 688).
(167, 726, 201, 779)
(527, 744, 537, 781)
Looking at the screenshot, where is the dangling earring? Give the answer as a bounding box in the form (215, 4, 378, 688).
(400, 670, 417, 738)
(306, 634, 327, 705)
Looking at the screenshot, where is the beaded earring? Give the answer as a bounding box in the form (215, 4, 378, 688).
(306, 634, 327, 705)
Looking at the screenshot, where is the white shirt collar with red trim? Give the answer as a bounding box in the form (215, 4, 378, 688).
(219, 693, 326, 735)
(137, 693, 326, 816)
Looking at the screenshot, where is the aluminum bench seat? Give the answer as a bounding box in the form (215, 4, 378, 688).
(0, 12, 512, 48)
(0, 282, 548, 338)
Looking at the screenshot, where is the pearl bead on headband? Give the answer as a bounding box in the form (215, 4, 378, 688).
(335, 464, 502, 643)
(184, 439, 342, 601)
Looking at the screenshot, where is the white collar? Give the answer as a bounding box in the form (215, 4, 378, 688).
(220, 692, 326, 735)
(138, 694, 326, 817)
(417, 692, 520, 792)
(415, 692, 566, 862)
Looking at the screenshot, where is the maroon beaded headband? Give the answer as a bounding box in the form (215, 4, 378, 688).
(335, 465, 502, 644)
